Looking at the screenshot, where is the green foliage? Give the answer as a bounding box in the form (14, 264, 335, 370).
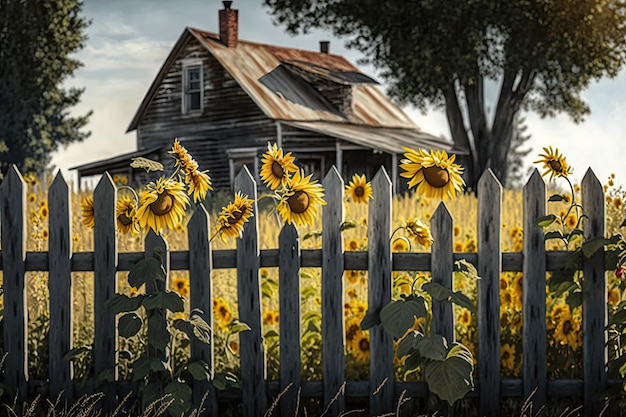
(264, 0, 626, 187)
(0, 0, 92, 175)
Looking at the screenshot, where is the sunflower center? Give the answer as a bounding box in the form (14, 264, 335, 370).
(150, 193, 174, 216)
(118, 213, 133, 226)
(287, 190, 310, 214)
(423, 166, 450, 188)
(354, 186, 365, 197)
(502, 351, 510, 360)
(228, 209, 244, 224)
(359, 338, 370, 352)
(563, 320, 572, 335)
(271, 161, 285, 178)
(548, 159, 563, 173)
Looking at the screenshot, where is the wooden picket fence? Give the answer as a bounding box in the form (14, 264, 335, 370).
(0, 164, 615, 417)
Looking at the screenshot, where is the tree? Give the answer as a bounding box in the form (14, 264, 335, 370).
(0, 0, 91, 177)
(264, 0, 626, 189)
(506, 116, 533, 189)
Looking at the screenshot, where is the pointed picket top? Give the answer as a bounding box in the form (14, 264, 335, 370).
(368, 165, 394, 416)
(0, 165, 27, 401)
(321, 165, 345, 415)
(522, 168, 547, 408)
(477, 168, 502, 195)
(431, 202, 454, 343)
(48, 170, 74, 401)
(581, 167, 607, 417)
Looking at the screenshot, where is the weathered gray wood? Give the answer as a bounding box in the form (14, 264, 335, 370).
(477, 169, 502, 417)
(48, 172, 74, 401)
(581, 169, 607, 417)
(431, 203, 454, 343)
(368, 167, 394, 415)
(93, 173, 118, 408)
(522, 170, 547, 411)
(188, 205, 218, 416)
(321, 166, 346, 415)
(234, 166, 266, 417)
(0, 166, 27, 400)
(145, 231, 169, 361)
(278, 223, 301, 417)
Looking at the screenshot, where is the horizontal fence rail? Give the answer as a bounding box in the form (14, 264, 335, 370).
(0, 165, 614, 417)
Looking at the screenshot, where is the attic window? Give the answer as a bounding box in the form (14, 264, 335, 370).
(183, 64, 203, 113)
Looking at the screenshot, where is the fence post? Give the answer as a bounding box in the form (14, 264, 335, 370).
(48, 172, 74, 402)
(522, 170, 547, 410)
(322, 166, 346, 415)
(279, 223, 301, 417)
(93, 173, 118, 409)
(581, 169, 607, 417)
(431, 203, 454, 343)
(477, 169, 502, 417)
(368, 167, 394, 415)
(234, 165, 266, 417)
(0, 166, 27, 401)
(188, 205, 218, 416)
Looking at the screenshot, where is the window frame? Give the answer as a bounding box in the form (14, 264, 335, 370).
(181, 59, 204, 114)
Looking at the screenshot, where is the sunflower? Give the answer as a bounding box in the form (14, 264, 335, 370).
(39, 204, 49, 219)
(260, 142, 298, 190)
(352, 333, 370, 363)
(346, 288, 357, 299)
(392, 238, 410, 252)
(345, 317, 362, 349)
(41, 229, 49, 240)
(564, 213, 578, 229)
(116, 195, 138, 235)
(454, 242, 464, 252)
(459, 309, 471, 326)
(404, 218, 433, 249)
(169, 139, 197, 172)
(277, 170, 326, 226)
(346, 238, 359, 251)
(228, 339, 240, 355)
(129, 287, 139, 296)
(614, 197, 623, 210)
(608, 288, 620, 306)
(345, 174, 373, 204)
(501, 343, 516, 372)
(400, 147, 465, 200)
(28, 193, 37, 203)
(186, 169, 213, 203)
(213, 297, 233, 328)
(346, 270, 359, 284)
(216, 192, 255, 240)
(136, 177, 189, 234)
(554, 315, 581, 350)
(550, 304, 571, 324)
(534, 146, 571, 181)
(171, 275, 189, 298)
(81, 196, 95, 229)
(453, 225, 461, 237)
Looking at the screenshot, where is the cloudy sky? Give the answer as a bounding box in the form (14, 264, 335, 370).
(53, 0, 626, 188)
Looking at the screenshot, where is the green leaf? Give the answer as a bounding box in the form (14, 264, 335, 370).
(106, 293, 144, 314)
(132, 356, 166, 381)
(416, 335, 448, 361)
(544, 231, 564, 241)
(261, 280, 276, 299)
(339, 221, 357, 232)
(230, 320, 251, 334)
(142, 292, 184, 313)
(147, 314, 170, 351)
(118, 312, 143, 338)
(264, 329, 279, 339)
(189, 309, 212, 343)
(380, 296, 428, 339)
(582, 237, 612, 259)
(454, 259, 479, 280)
(360, 308, 381, 330)
(423, 282, 453, 301)
(213, 373, 228, 390)
(609, 309, 626, 327)
(95, 367, 116, 387)
(301, 286, 317, 299)
(404, 351, 423, 375)
(397, 330, 423, 358)
(548, 270, 576, 294)
(566, 291, 582, 310)
(302, 231, 322, 241)
(63, 346, 91, 361)
(224, 372, 241, 388)
(164, 380, 192, 417)
(620, 218, 626, 228)
(302, 311, 321, 323)
(536, 214, 558, 228)
(128, 257, 166, 288)
(548, 194, 567, 202)
(423, 343, 474, 406)
(450, 292, 475, 313)
(130, 157, 164, 172)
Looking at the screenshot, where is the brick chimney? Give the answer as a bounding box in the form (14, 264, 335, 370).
(219, 1, 238, 48)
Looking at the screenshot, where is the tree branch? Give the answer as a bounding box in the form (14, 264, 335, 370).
(443, 84, 476, 183)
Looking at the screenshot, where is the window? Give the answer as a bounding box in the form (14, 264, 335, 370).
(183, 64, 202, 113)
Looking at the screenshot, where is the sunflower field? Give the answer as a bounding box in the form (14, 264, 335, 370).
(1, 142, 626, 416)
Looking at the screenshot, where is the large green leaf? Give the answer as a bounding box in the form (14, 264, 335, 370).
(189, 309, 212, 343)
(360, 308, 381, 330)
(118, 312, 142, 338)
(132, 356, 166, 381)
(548, 270, 576, 294)
(536, 214, 558, 228)
(187, 360, 212, 381)
(147, 314, 170, 351)
(380, 296, 428, 339)
(396, 330, 423, 358)
(416, 335, 448, 361)
(106, 293, 144, 314)
(423, 343, 475, 405)
(422, 282, 453, 301)
(164, 380, 192, 417)
(450, 291, 475, 313)
(128, 257, 166, 288)
(142, 292, 184, 313)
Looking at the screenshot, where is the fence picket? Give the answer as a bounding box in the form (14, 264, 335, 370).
(368, 167, 394, 415)
(321, 166, 346, 415)
(93, 173, 118, 409)
(279, 223, 301, 417)
(234, 166, 266, 417)
(48, 172, 73, 401)
(477, 169, 502, 417)
(0, 166, 27, 400)
(431, 203, 454, 343)
(522, 170, 547, 410)
(582, 169, 608, 417)
(187, 205, 218, 416)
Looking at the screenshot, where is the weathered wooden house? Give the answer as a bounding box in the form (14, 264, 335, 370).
(73, 1, 461, 193)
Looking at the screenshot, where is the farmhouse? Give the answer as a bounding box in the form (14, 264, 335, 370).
(72, 1, 461, 193)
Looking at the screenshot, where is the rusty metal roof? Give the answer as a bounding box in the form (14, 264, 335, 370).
(128, 27, 435, 132)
